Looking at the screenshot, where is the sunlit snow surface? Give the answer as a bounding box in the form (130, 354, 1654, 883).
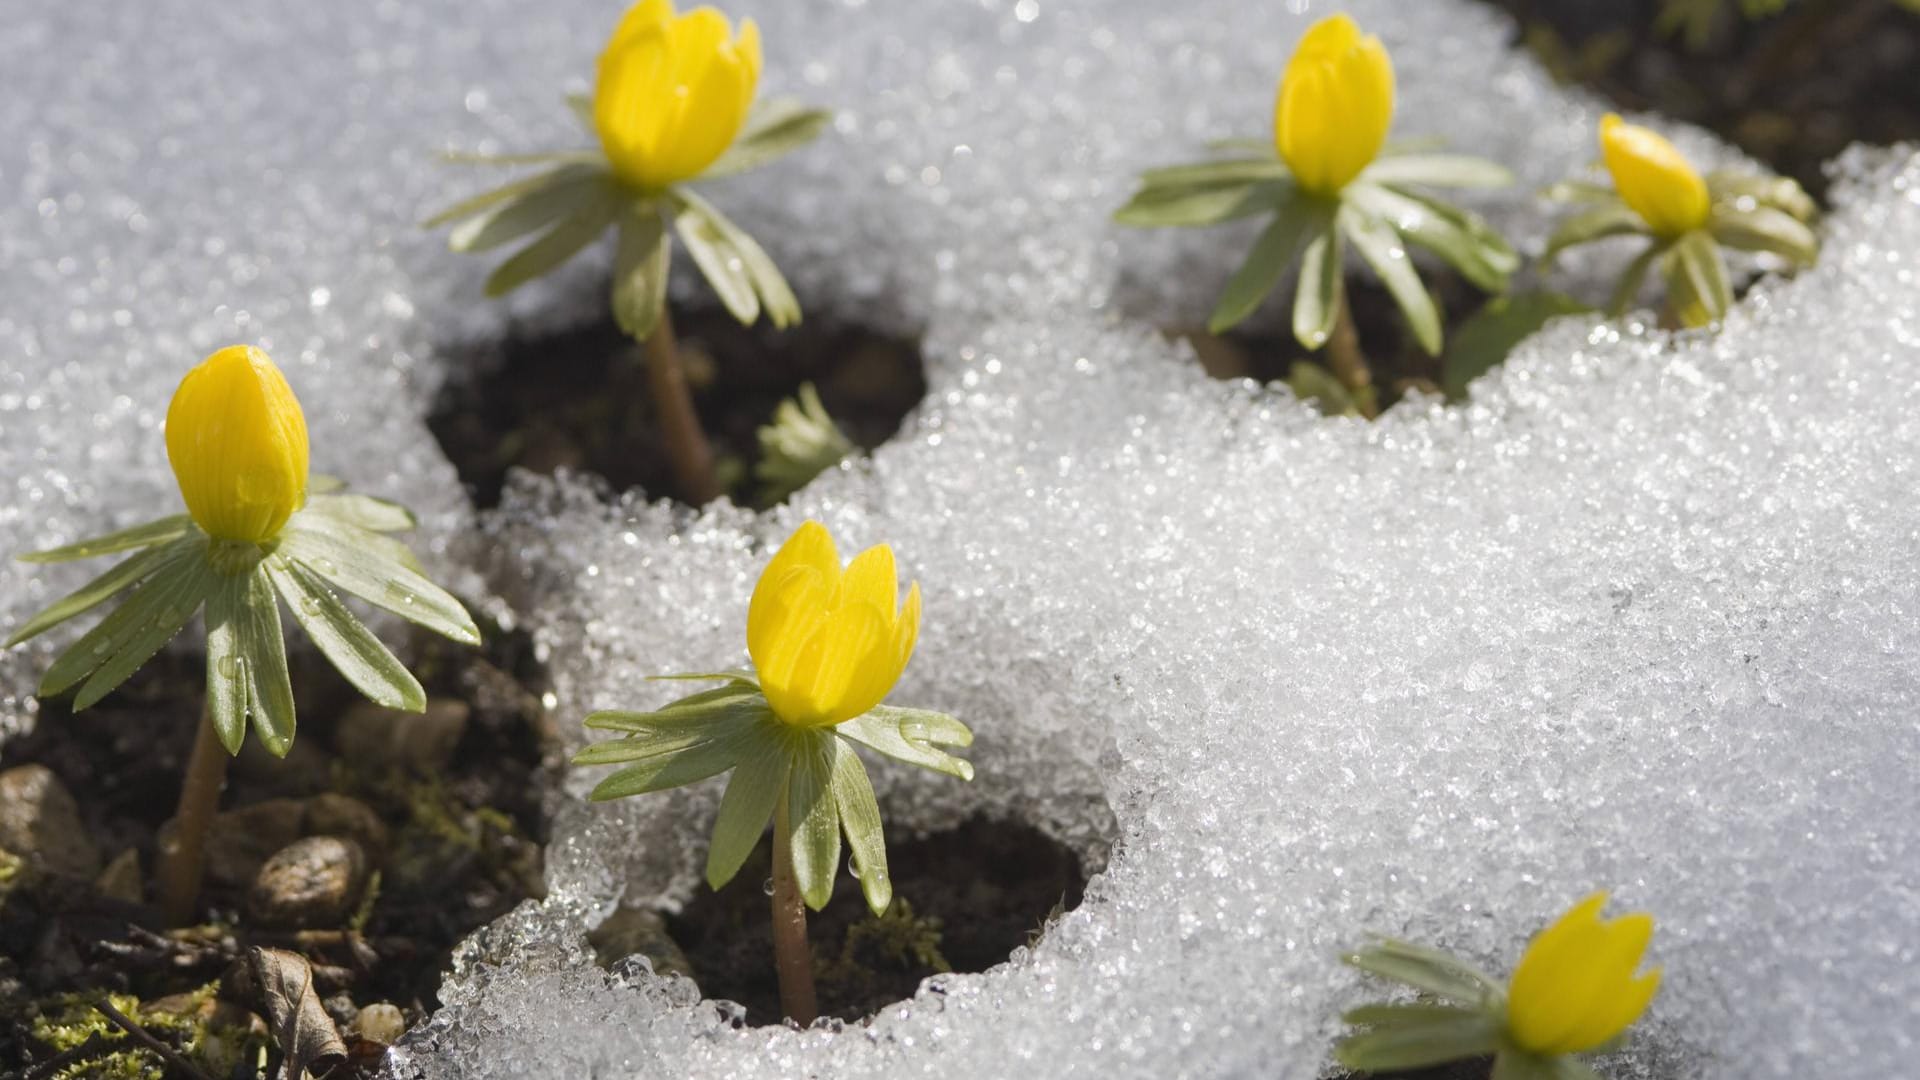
(2, 0, 1917, 1077)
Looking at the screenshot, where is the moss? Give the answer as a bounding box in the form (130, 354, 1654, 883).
(26, 985, 248, 1080)
(816, 897, 953, 1004)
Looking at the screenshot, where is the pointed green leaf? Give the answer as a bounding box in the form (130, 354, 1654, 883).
(71, 558, 216, 711)
(483, 187, 623, 297)
(40, 545, 204, 698)
(237, 569, 296, 757)
(1608, 242, 1667, 316)
(565, 92, 596, 134)
(7, 539, 189, 647)
(204, 573, 249, 754)
(1209, 196, 1326, 334)
(612, 204, 671, 341)
(646, 670, 758, 685)
(1335, 1011, 1503, 1071)
(1665, 229, 1733, 326)
(304, 493, 416, 534)
(582, 683, 769, 735)
(1287, 360, 1366, 418)
(586, 721, 754, 801)
(831, 739, 891, 915)
(1293, 224, 1342, 350)
(786, 730, 840, 910)
(572, 711, 760, 766)
(1343, 1002, 1490, 1027)
(1139, 158, 1291, 189)
(20, 515, 193, 564)
(1442, 291, 1595, 398)
(705, 722, 791, 889)
(836, 706, 974, 781)
(1113, 181, 1285, 228)
(1706, 170, 1816, 222)
(1345, 183, 1516, 293)
(308, 474, 346, 495)
(1541, 179, 1620, 205)
(1204, 137, 1278, 156)
(1545, 202, 1650, 260)
(1343, 937, 1503, 1006)
(1709, 204, 1818, 265)
(707, 99, 833, 178)
(447, 166, 607, 252)
(1362, 153, 1513, 190)
(267, 556, 424, 713)
(672, 187, 801, 328)
(279, 518, 479, 645)
(425, 163, 598, 230)
(675, 199, 760, 324)
(1342, 204, 1443, 355)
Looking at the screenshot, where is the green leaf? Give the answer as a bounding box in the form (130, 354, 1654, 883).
(1341, 204, 1443, 355)
(704, 722, 791, 889)
(706, 99, 833, 179)
(71, 557, 217, 711)
(1345, 183, 1517, 293)
(672, 187, 801, 329)
(1343, 1002, 1490, 1027)
(582, 682, 768, 735)
(585, 721, 755, 801)
(565, 92, 596, 134)
(1113, 181, 1285, 228)
(1665, 229, 1733, 326)
(612, 203, 672, 341)
(483, 186, 624, 297)
(1544, 202, 1649, 260)
(1293, 224, 1342, 350)
(572, 711, 760, 766)
(267, 556, 424, 713)
(1335, 1012, 1503, 1071)
(1541, 179, 1619, 205)
(19, 515, 193, 564)
(1208, 196, 1327, 334)
(236, 568, 297, 756)
(1204, 137, 1278, 156)
(1139, 158, 1291, 189)
(1706, 170, 1816, 222)
(447, 166, 608, 252)
(1343, 937, 1503, 1006)
(204, 573, 249, 754)
(786, 731, 841, 910)
(1361, 154, 1513, 190)
(1608, 241, 1667, 316)
(836, 706, 975, 781)
(831, 739, 891, 914)
(307, 474, 346, 494)
(1287, 361, 1367, 418)
(1442, 291, 1595, 398)
(756, 382, 856, 506)
(279, 517, 479, 645)
(6, 539, 189, 647)
(38, 546, 203, 698)
(675, 196, 760, 324)
(1710, 203, 1818, 265)
(424, 163, 599, 230)
(646, 669, 758, 686)
(303, 494, 416, 534)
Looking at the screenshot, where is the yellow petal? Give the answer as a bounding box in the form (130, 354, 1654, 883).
(592, 3, 758, 189)
(1552, 915, 1657, 1053)
(1507, 894, 1662, 1055)
(836, 545, 900, 627)
(737, 17, 762, 88)
(606, 0, 676, 52)
(164, 345, 309, 544)
(1600, 113, 1709, 239)
(748, 520, 840, 667)
(594, 23, 673, 182)
(1274, 14, 1394, 197)
(895, 581, 922, 671)
(1507, 893, 1609, 1051)
(774, 599, 890, 725)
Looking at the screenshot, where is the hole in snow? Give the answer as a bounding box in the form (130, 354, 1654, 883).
(428, 302, 927, 510)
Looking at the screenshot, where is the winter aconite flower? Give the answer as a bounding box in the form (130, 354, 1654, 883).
(748, 521, 921, 727)
(1116, 13, 1514, 414)
(594, 1, 763, 191)
(1338, 893, 1663, 1080)
(165, 345, 311, 543)
(1274, 14, 1395, 198)
(1545, 115, 1817, 328)
(1598, 115, 1709, 239)
(1507, 892, 1662, 1055)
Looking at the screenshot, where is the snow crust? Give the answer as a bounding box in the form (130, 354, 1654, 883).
(1, 0, 1916, 1077)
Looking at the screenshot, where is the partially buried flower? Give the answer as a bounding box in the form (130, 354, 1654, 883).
(165, 345, 310, 544)
(1274, 14, 1395, 197)
(1506, 891, 1663, 1055)
(1598, 114, 1709, 239)
(593, 0, 763, 191)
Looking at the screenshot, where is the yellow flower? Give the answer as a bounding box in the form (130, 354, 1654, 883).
(747, 521, 921, 728)
(164, 345, 310, 544)
(1599, 114, 1710, 239)
(1506, 892, 1663, 1056)
(593, 0, 763, 191)
(1274, 14, 1395, 198)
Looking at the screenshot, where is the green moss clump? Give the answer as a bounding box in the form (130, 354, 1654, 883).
(27, 987, 245, 1080)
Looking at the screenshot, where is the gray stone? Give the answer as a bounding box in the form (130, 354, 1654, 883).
(0, 765, 100, 879)
(248, 836, 368, 929)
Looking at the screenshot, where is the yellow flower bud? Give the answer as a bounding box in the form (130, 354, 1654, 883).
(747, 521, 921, 728)
(164, 345, 310, 544)
(1599, 114, 1710, 239)
(593, 0, 762, 191)
(1274, 14, 1395, 198)
(1506, 892, 1663, 1056)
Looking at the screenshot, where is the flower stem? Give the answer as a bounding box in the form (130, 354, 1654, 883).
(643, 308, 722, 505)
(1325, 288, 1378, 419)
(770, 796, 819, 1026)
(156, 700, 228, 926)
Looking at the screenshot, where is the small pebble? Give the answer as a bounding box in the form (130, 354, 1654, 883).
(349, 1001, 409, 1045)
(0, 764, 101, 879)
(248, 836, 369, 929)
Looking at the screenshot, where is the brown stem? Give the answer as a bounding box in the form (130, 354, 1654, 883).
(156, 701, 228, 927)
(643, 308, 722, 505)
(769, 797, 818, 1026)
(93, 999, 217, 1080)
(1323, 289, 1378, 419)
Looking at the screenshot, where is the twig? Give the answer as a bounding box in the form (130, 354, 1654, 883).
(24, 1031, 121, 1080)
(92, 998, 218, 1080)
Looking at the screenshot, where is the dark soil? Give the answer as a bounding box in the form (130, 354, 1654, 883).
(650, 816, 1092, 1027)
(429, 302, 926, 509)
(1481, 0, 1920, 201)
(0, 618, 557, 1078)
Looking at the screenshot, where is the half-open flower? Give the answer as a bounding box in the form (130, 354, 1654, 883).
(1599, 114, 1710, 239)
(594, 0, 763, 191)
(1506, 891, 1663, 1055)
